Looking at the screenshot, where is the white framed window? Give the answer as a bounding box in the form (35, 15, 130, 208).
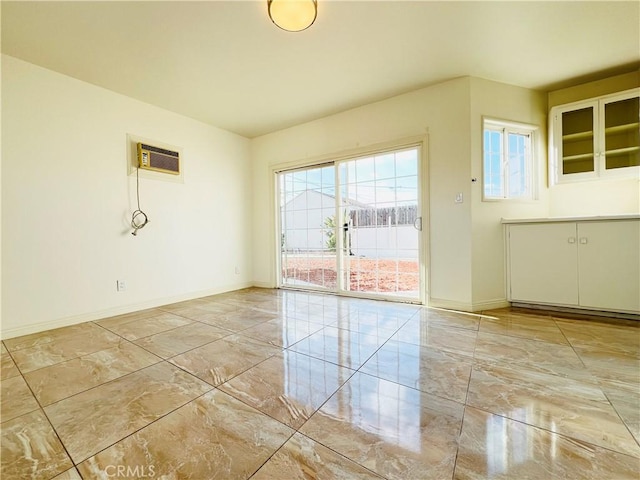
(483, 118, 537, 200)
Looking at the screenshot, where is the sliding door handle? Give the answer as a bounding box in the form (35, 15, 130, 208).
(413, 216, 423, 231)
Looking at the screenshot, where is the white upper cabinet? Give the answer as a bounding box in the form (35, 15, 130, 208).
(550, 89, 639, 184)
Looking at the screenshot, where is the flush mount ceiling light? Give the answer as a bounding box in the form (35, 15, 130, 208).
(268, 0, 317, 32)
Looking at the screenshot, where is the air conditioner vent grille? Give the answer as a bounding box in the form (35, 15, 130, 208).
(137, 143, 180, 175)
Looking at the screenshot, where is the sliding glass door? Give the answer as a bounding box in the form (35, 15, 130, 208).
(278, 145, 422, 301)
(279, 164, 337, 291)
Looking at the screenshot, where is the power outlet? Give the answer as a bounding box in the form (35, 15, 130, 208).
(116, 280, 126, 292)
(234, 266, 240, 275)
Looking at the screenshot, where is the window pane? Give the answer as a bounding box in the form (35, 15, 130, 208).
(374, 153, 395, 180)
(396, 149, 418, 177)
(562, 107, 594, 174)
(484, 129, 504, 197)
(604, 97, 640, 169)
(508, 133, 528, 197)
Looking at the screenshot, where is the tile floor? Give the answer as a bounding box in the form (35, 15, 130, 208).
(1, 288, 639, 479)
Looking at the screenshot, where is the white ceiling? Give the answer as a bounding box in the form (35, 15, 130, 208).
(2, 1, 639, 138)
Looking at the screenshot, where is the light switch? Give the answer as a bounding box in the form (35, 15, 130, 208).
(455, 192, 463, 203)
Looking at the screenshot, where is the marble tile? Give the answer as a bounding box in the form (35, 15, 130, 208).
(45, 362, 212, 463)
(1, 409, 73, 480)
(1, 375, 40, 423)
(334, 310, 414, 336)
(156, 298, 213, 313)
(133, 321, 230, 358)
(94, 308, 168, 329)
(1, 351, 20, 380)
(162, 308, 226, 327)
(415, 308, 481, 331)
(196, 301, 255, 316)
(393, 320, 478, 357)
(10, 326, 122, 373)
(3, 321, 100, 352)
(3, 291, 638, 479)
(155, 305, 220, 320)
(348, 301, 419, 317)
(599, 379, 640, 443)
(556, 320, 640, 357)
(253, 432, 384, 479)
(300, 372, 464, 480)
(220, 351, 354, 428)
(99, 312, 194, 340)
(170, 334, 281, 386)
(159, 299, 253, 319)
(454, 406, 640, 480)
(221, 288, 274, 304)
(478, 313, 568, 345)
(250, 298, 291, 315)
(360, 340, 473, 403)
(482, 307, 553, 318)
(51, 468, 82, 480)
(286, 303, 341, 319)
(574, 345, 640, 386)
(284, 310, 340, 326)
(24, 341, 160, 406)
(466, 363, 640, 458)
(289, 326, 383, 369)
(78, 390, 293, 480)
(239, 318, 324, 348)
(196, 309, 278, 332)
(474, 331, 592, 381)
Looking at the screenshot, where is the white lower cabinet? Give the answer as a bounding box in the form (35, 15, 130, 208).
(506, 218, 640, 314)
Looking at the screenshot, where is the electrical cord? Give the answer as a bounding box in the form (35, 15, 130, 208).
(131, 166, 149, 236)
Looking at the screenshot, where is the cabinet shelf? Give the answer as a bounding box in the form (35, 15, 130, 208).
(563, 131, 594, 141)
(605, 122, 639, 135)
(605, 146, 640, 157)
(563, 153, 594, 162)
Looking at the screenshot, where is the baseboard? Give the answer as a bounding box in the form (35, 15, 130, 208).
(0, 282, 254, 340)
(428, 297, 509, 313)
(470, 299, 511, 312)
(511, 302, 640, 321)
(252, 281, 276, 289)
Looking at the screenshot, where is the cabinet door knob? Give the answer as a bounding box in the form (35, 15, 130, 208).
(568, 237, 576, 244)
(579, 237, 588, 244)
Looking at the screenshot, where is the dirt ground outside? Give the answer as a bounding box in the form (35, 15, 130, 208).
(282, 256, 419, 293)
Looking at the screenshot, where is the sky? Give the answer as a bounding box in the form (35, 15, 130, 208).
(280, 147, 419, 206)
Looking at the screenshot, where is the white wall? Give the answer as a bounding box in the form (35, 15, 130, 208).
(0, 6, 3, 331)
(251, 77, 473, 307)
(1, 55, 252, 338)
(469, 78, 549, 309)
(547, 72, 640, 217)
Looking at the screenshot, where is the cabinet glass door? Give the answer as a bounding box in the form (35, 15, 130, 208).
(604, 96, 640, 170)
(561, 106, 595, 174)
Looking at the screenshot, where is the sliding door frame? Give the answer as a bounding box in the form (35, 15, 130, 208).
(272, 135, 429, 305)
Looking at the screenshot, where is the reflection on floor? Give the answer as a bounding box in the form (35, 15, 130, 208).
(1, 288, 639, 479)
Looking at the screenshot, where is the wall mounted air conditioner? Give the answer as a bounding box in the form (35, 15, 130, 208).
(137, 143, 180, 175)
